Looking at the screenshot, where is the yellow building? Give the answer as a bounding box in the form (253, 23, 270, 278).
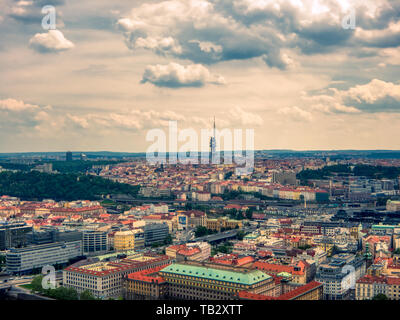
(206, 217, 242, 231)
(114, 230, 145, 252)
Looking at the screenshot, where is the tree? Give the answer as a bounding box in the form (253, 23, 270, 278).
(80, 290, 96, 300)
(236, 231, 245, 241)
(30, 275, 44, 292)
(194, 226, 208, 237)
(163, 234, 173, 245)
(372, 294, 388, 300)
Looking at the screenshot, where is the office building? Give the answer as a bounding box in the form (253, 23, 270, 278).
(0, 222, 32, 250)
(114, 229, 145, 251)
(83, 230, 108, 255)
(6, 240, 82, 274)
(66, 151, 73, 161)
(144, 223, 169, 246)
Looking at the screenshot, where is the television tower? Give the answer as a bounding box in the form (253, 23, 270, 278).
(209, 116, 216, 164)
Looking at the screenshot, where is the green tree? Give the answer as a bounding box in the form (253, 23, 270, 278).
(236, 230, 245, 240)
(80, 290, 96, 300)
(30, 275, 44, 293)
(194, 226, 208, 237)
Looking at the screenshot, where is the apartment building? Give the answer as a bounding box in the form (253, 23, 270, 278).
(356, 274, 400, 300)
(63, 254, 172, 299)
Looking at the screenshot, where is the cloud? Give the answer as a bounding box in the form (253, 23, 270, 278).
(228, 106, 264, 126)
(0, 98, 52, 131)
(278, 106, 313, 121)
(141, 62, 226, 88)
(117, 0, 292, 69)
(29, 29, 74, 53)
(8, 0, 66, 25)
(133, 36, 182, 55)
(116, 0, 400, 68)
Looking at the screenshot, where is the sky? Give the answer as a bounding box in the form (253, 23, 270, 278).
(0, 0, 399, 153)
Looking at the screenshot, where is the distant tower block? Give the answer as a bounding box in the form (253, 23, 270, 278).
(66, 151, 72, 161)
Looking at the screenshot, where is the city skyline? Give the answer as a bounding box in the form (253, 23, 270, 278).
(0, 0, 400, 152)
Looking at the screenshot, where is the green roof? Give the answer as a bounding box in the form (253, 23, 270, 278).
(160, 263, 270, 285)
(372, 225, 397, 229)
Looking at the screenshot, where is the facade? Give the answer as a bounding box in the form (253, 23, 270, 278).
(114, 229, 145, 251)
(6, 240, 82, 274)
(0, 222, 32, 250)
(27, 228, 82, 246)
(166, 242, 211, 262)
(253, 261, 309, 284)
(316, 253, 366, 300)
(206, 217, 242, 231)
(83, 230, 108, 255)
(356, 275, 400, 300)
(238, 281, 324, 300)
(123, 265, 169, 300)
(63, 254, 172, 299)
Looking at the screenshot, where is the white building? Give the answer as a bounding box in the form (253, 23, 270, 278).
(6, 240, 82, 274)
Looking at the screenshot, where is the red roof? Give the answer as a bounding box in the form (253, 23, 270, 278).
(126, 265, 168, 284)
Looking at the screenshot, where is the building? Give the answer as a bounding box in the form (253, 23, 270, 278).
(253, 261, 310, 284)
(6, 240, 82, 274)
(66, 151, 73, 161)
(386, 200, 400, 212)
(272, 171, 297, 186)
(238, 281, 324, 300)
(166, 242, 211, 262)
(356, 274, 400, 300)
(0, 222, 32, 251)
(178, 210, 207, 228)
(122, 265, 169, 300)
(316, 253, 366, 300)
(27, 228, 82, 246)
(83, 230, 108, 255)
(63, 253, 172, 299)
(157, 261, 275, 300)
(206, 217, 242, 232)
(114, 229, 145, 251)
(144, 223, 169, 246)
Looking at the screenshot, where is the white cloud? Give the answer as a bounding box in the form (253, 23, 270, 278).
(278, 106, 313, 121)
(29, 30, 74, 53)
(300, 79, 400, 115)
(134, 36, 182, 55)
(189, 40, 222, 53)
(228, 106, 264, 126)
(141, 62, 226, 88)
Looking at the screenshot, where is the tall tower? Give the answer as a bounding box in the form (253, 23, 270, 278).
(209, 116, 216, 164)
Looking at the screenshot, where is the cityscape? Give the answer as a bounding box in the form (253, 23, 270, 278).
(2, 148, 400, 302)
(0, 0, 400, 313)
